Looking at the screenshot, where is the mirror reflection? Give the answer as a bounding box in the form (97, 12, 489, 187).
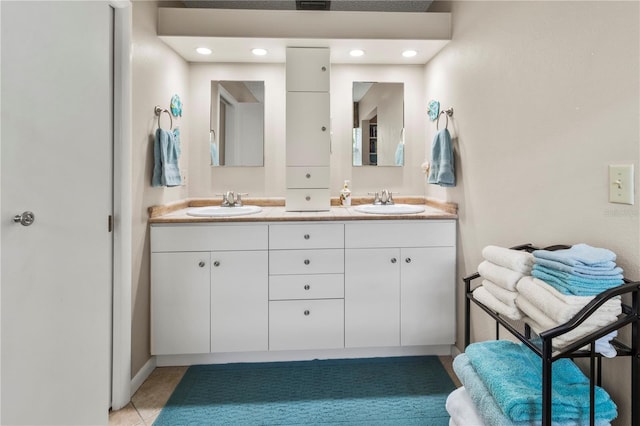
(352, 82, 404, 167)
(210, 80, 264, 167)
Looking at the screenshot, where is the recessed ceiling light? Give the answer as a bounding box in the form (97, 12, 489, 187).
(402, 49, 417, 58)
(252, 48, 268, 56)
(350, 49, 365, 57)
(196, 47, 212, 55)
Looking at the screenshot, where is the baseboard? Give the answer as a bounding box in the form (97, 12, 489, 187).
(155, 345, 454, 367)
(130, 356, 156, 396)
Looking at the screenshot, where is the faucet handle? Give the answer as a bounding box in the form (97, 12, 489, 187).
(367, 192, 382, 205)
(235, 193, 248, 207)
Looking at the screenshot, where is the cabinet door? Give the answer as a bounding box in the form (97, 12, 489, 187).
(151, 252, 210, 355)
(286, 47, 329, 92)
(286, 92, 330, 167)
(400, 247, 456, 346)
(211, 250, 268, 352)
(345, 248, 400, 348)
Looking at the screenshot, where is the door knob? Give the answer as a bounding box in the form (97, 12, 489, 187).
(13, 211, 35, 226)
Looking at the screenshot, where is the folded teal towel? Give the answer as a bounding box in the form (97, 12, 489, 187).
(453, 353, 612, 426)
(394, 142, 404, 166)
(533, 244, 616, 267)
(427, 128, 455, 187)
(152, 128, 182, 187)
(532, 266, 623, 296)
(465, 340, 617, 423)
(534, 257, 623, 278)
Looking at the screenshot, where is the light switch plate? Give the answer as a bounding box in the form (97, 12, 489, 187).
(609, 164, 634, 205)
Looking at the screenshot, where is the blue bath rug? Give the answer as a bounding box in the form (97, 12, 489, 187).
(153, 356, 455, 425)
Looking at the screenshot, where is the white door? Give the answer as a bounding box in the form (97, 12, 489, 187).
(1, 2, 113, 424)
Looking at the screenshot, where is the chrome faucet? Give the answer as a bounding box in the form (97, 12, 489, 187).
(217, 191, 247, 207)
(380, 189, 395, 205)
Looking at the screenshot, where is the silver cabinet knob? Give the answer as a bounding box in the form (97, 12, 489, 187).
(304, 310, 310, 316)
(213, 261, 220, 267)
(198, 261, 206, 268)
(405, 257, 412, 263)
(304, 284, 311, 290)
(304, 259, 310, 265)
(304, 234, 310, 240)
(306, 173, 311, 179)
(13, 211, 35, 226)
(305, 196, 311, 201)
(321, 66, 326, 71)
(321, 126, 327, 131)
(390, 258, 397, 264)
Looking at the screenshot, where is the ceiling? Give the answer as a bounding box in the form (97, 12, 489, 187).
(160, 1, 448, 64)
(181, 1, 434, 12)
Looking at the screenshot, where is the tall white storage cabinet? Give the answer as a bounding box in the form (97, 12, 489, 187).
(286, 47, 331, 211)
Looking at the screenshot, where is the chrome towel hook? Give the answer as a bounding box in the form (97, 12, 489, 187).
(436, 107, 454, 130)
(154, 106, 173, 130)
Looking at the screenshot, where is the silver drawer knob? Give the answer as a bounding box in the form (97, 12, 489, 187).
(304, 284, 311, 290)
(304, 259, 310, 265)
(391, 258, 397, 264)
(304, 234, 310, 240)
(213, 261, 220, 267)
(306, 173, 311, 179)
(405, 257, 412, 263)
(13, 211, 35, 226)
(304, 310, 310, 316)
(305, 196, 311, 201)
(198, 261, 205, 268)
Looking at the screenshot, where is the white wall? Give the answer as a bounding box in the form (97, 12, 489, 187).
(131, 0, 189, 376)
(424, 1, 639, 424)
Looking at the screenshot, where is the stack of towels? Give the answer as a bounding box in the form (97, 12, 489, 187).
(473, 245, 535, 321)
(446, 340, 617, 426)
(515, 244, 624, 351)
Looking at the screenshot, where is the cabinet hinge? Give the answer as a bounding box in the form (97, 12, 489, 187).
(108, 215, 113, 233)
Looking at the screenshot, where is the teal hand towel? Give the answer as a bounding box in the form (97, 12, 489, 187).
(532, 266, 623, 296)
(427, 128, 455, 187)
(465, 340, 617, 423)
(152, 128, 182, 187)
(533, 244, 617, 267)
(534, 257, 623, 278)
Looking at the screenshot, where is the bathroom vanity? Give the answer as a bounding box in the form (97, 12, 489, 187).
(149, 200, 457, 365)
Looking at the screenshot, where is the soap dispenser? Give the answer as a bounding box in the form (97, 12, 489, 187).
(340, 180, 351, 207)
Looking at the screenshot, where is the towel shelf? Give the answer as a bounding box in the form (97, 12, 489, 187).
(154, 106, 173, 130)
(463, 243, 639, 426)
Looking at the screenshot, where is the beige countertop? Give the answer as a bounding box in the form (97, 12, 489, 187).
(149, 196, 457, 224)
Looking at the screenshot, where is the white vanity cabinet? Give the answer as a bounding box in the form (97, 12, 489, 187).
(268, 223, 345, 350)
(285, 47, 331, 211)
(150, 224, 268, 355)
(345, 221, 456, 348)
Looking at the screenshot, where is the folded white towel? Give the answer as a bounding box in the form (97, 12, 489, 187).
(474, 286, 523, 320)
(482, 279, 518, 309)
(446, 387, 485, 426)
(517, 296, 619, 348)
(482, 245, 534, 274)
(478, 260, 525, 291)
(516, 277, 621, 324)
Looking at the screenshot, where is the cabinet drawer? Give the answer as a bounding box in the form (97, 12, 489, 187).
(270, 223, 344, 249)
(270, 274, 344, 300)
(285, 189, 330, 211)
(151, 224, 268, 252)
(287, 166, 329, 188)
(345, 221, 456, 248)
(269, 299, 344, 351)
(270, 249, 344, 275)
(286, 47, 330, 92)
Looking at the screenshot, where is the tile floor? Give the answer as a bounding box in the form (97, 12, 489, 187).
(108, 356, 461, 426)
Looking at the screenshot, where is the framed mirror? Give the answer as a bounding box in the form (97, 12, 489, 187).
(352, 82, 404, 167)
(210, 80, 264, 167)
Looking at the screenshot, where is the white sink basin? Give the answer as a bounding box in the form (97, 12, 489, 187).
(353, 204, 426, 215)
(186, 205, 263, 217)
